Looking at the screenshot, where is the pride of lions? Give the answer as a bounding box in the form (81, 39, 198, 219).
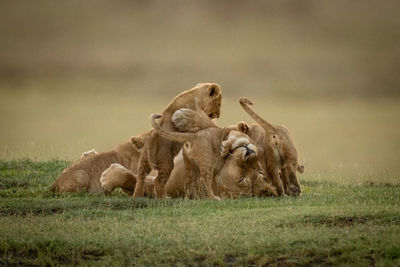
(51, 82, 304, 199)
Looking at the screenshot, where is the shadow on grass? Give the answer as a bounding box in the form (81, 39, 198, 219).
(0, 197, 181, 216)
(0, 239, 110, 266)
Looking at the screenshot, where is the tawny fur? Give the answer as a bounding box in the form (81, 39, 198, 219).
(239, 97, 304, 196)
(50, 132, 150, 194)
(99, 152, 187, 198)
(171, 109, 277, 198)
(100, 148, 277, 199)
(133, 83, 222, 198)
(100, 163, 155, 197)
(150, 110, 277, 199)
(80, 149, 98, 159)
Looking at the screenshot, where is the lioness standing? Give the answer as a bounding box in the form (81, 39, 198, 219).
(133, 83, 222, 198)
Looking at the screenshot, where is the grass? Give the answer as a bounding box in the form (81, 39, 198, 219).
(1, 159, 399, 265)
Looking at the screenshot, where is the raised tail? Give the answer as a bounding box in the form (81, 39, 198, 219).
(239, 97, 276, 134)
(150, 114, 196, 143)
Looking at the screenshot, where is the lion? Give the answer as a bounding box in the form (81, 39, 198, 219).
(150, 110, 276, 200)
(170, 109, 277, 198)
(133, 83, 222, 198)
(100, 144, 277, 199)
(50, 132, 150, 194)
(239, 97, 304, 196)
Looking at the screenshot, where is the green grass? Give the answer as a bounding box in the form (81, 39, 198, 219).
(1, 159, 399, 265)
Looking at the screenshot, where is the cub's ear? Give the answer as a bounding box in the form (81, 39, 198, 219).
(208, 83, 221, 97)
(297, 164, 305, 174)
(236, 121, 249, 134)
(220, 140, 232, 158)
(130, 136, 144, 151)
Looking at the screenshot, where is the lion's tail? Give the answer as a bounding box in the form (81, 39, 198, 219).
(151, 114, 195, 143)
(239, 97, 276, 134)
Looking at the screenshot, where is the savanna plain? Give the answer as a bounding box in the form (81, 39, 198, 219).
(1, 1, 400, 265)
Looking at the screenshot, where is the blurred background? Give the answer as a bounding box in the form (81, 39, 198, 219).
(0, 0, 399, 183)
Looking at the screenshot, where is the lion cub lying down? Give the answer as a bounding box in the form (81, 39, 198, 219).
(150, 109, 276, 199)
(239, 98, 304, 196)
(50, 133, 148, 194)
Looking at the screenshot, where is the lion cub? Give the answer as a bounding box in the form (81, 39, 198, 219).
(50, 134, 148, 194)
(133, 83, 222, 198)
(150, 110, 275, 200)
(239, 98, 304, 196)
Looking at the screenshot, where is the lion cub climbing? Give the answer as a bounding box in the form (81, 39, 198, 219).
(133, 83, 222, 198)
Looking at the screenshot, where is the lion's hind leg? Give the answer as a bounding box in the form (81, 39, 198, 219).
(197, 164, 220, 201)
(270, 168, 285, 196)
(100, 163, 137, 195)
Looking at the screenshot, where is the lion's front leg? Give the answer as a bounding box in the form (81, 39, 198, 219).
(154, 158, 174, 198)
(133, 156, 151, 198)
(183, 152, 196, 199)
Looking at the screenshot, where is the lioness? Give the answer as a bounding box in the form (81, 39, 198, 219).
(133, 83, 222, 198)
(239, 97, 304, 196)
(50, 133, 150, 194)
(150, 110, 276, 200)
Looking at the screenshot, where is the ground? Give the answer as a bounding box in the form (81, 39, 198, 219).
(0, 159, 399, 265)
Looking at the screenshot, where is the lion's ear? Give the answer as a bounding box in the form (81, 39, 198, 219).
(130, 136, 144, 151)
(195, 83, 204, 87)
(236, 121, 249, 134)
(297, 164, 305, 174)
(208, 84, 221, 97)
(220, 140, 232, 158)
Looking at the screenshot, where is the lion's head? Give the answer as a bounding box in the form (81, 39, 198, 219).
(195, 83, 222, 119)
(217, 128, 277, 198)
